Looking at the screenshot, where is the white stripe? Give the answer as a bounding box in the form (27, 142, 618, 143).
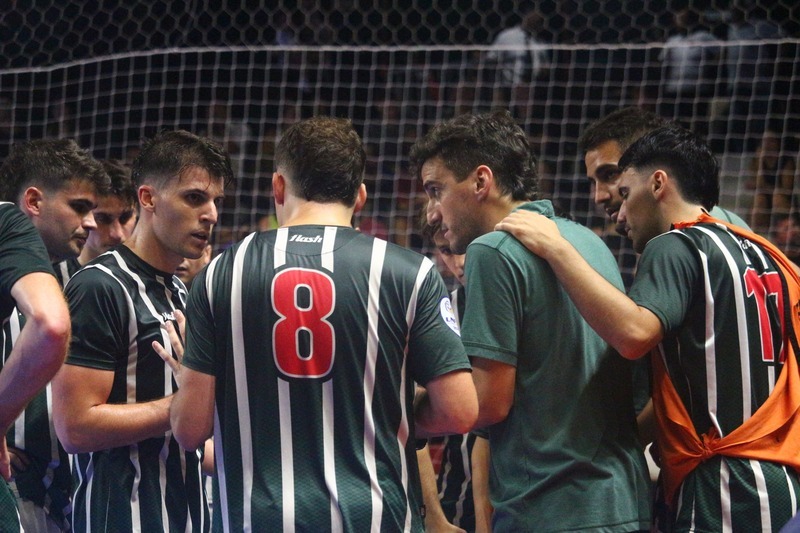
(229, 233, 257, 531)
(10, 310, 24, 448)
(205, 253, 223, 320)
(214, 408, 231, 533)
(785, 466, 798, 515)
(83, 455, 94, 532)
(720, 458, 732, 533)
(694, 226, 756, 432)
(278, 378, 295, 533)
(751, 459, 771, 531)
(158, 438, 170, 530)
(399, 257, 434, 530)
(454, 436, 472, 526)
(364, 239, 386, 533)
(322, 227, 337, 272)
(130, 444, 142, 532)
(275, 227, 288, 269)
(323, 379, 343, 532)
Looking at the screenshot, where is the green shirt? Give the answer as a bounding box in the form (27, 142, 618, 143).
(461, 200, 651, 532)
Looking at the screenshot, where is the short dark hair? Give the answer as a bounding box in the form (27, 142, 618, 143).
(0, 138, 109, 202)
(132, 130, 234, 189)
(578, 107, 667, 154)
(101, 159, 137, 207)
(409, 110, 538, 202)
(274, 116, 366, 205)
(618, 125, 720, 210)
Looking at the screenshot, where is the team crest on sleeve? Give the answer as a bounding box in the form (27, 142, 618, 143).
(440, 297, 460, 336)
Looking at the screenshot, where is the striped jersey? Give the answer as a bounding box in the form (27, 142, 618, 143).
(182, 226, 471, 533)
(64, 245, 208, 532)
(434, 286, 477, 532)
(629, 221, 800, 531)
(0, 202, 54, 533)
(0, 259, 76, 529)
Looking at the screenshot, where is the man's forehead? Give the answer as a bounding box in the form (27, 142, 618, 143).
(585, 140, 623, 169)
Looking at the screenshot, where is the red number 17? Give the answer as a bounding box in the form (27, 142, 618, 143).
(743, 268, 785, 363)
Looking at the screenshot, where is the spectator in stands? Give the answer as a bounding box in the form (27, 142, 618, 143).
(658, 5, 720, 137)
(486, 5, 550, 111)
(749, 126, 798, 236)
(725, 2, 784, 151)
(771, 212, 800, 264)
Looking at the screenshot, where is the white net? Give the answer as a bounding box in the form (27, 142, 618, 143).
(0, 3, 798, 284)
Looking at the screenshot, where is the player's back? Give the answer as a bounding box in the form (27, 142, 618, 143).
(187, 225, 465, 532)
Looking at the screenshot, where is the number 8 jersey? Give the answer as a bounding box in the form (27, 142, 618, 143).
(183, 225, 471, 533)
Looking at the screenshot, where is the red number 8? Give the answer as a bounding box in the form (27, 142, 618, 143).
(272, 268, 336, 378)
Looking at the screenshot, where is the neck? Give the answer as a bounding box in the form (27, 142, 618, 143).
(279, 200, 355, 228)
(123, 222, 182, 273)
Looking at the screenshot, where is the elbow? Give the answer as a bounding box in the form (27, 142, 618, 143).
(450, 402, 479, 435)
(171, 412, 211, 452)
(475, 401, 510, 430)
(31, 306, 71, 368)
(55, 422, 97, 455)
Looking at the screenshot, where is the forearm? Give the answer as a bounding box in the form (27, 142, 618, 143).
(417, 445, 450, 530)
(0, 312, 69, 430)
(170, 368, 215, 451)
(541, 238, 659, 359)
(55, 393, 173, 454)
(414, 372, 478, 438)
(471, 436, 493, 533)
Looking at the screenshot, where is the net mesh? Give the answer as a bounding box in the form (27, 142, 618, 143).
(0, 3, 798, 283)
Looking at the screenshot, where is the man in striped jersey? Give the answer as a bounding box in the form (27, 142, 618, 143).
(170, 116, 478, 532)
(52, 130, 232, 532)
(0, 202, 71, 532)
(498, 124, 800, 531)
(0, 139, 108, 532)
(413, 110, 651, 532)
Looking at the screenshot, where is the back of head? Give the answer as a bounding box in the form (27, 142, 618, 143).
(409, 110, 538, 201)
(132, 130, 234, 189)
(618, 125, 720, 210)
(0, 138, 108, 202)
(274, 116, 366, 205)
(101, 159, 137, 207)
(579, 107, 667, 154)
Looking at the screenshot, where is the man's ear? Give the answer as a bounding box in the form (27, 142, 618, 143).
(20, 187, 44, 217)
(353, 183, 367, 214)
(138, 185, 155, 213)
(474, 165, 494, 201)
(651, 169, 668, 199)
(272, 172, 285, 206)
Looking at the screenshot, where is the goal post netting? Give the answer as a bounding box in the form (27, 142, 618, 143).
(0, 4, 798, 284)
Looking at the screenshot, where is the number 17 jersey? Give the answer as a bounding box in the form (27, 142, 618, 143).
(182, 225, 470, 532)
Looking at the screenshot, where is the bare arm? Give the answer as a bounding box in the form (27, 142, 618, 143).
(52, 364, 173, 454)
(470, 358, 515, 430)
(0, 273, 70, 430)
(495, 211, 663, 359)
(170, 367, 215, 452)
(417, 444, 466, 533)
(415, 370, 477, 438)
(471, 436, 493, 533)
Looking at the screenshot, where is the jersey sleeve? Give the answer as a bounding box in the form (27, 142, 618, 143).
(64, 267, 131, 371)
(0, 203, 55, 319)
(407, 263, 471, 387)
(182, 268, 216, 376)
(460, 242, 523, 366)
(627, 233, 700, 333)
